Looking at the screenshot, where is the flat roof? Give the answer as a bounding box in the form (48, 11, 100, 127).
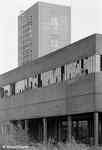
(19, 1, 70, 17)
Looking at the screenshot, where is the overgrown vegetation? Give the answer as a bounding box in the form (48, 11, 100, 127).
(2, 123, 99, 150)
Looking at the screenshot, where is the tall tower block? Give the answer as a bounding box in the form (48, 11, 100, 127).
(18, 2, 71, 66)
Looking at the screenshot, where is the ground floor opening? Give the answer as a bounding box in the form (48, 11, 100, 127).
(1, 112, 102, 146)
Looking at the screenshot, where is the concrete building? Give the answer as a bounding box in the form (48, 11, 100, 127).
(0, 34, 102, 146)
(18, 2, 71, 66)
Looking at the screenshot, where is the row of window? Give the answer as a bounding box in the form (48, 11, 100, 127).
(0, 54, 101, 98)
(21, 15, 32, 65)
(21, 15, 32, 26)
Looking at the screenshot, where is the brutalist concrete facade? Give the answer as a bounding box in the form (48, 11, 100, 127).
(0, 34, 102, 146)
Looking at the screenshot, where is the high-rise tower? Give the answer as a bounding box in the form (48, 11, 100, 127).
(18, 2, 71, 66)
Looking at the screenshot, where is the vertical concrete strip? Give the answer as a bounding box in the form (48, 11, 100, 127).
(94, 112, 99, 146)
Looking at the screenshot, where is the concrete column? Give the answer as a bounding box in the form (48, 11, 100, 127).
(1, 124, 5, 136)
(1, 124, 3, 136)
(94, 112, 99, 146)
(43, 118, 47, 144)
(9, 122, 12, 136)
(67, 115, 72, 142)
(5, 122, 9, 136)
(54, 119, 57, 139)
(27, 78, 29, 89)
(1, 123, 6, 136)
(4, 124, 6, 136)
(25, 120, 28, 132)
(58, 120, 61, 141)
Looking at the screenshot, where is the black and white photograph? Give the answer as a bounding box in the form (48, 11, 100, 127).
(0, 0, 101, 149)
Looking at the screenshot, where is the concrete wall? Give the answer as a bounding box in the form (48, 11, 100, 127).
(96, 34, 102, 54)
(67, 73, 95, 114)
(0, 73, 96, 121)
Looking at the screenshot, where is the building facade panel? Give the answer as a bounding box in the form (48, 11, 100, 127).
(23, 99, 66, 119)
(0, 110, 7, 122)
(3, 82, 66, 108)
(0, 74, 96, 121)
(95, 94, 102, 111)
(39, 2, 71, 56)
(67, 94, 95, 114)
(95, 72, 102, 111)
(6, 105, 25, 121)
(3, 98, 66, 121)
(66, 73, 95, 114)
(95, 72, 102, 93)
(96, 34, 102, 54)
(0, 82, 67, 121)
(66, 73, 95, 97)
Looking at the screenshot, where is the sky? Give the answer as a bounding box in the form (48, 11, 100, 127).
(0, 0, 102, 74)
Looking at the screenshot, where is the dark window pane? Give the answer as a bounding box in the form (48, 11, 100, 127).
(100, 55, 102, 71)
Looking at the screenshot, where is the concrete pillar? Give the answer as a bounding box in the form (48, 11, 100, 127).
(67, 115, 72, 142)
(4, 124, 6, 136)
(54, 119, 57, 139)
(94, 112, 99, 146)
(1, 124, 4, 136)
(27, 78, 29, 89)
(9, 122, 12, 135)
(5, 122, 8, 137)
(58, 120, 61, 141)
(25, 120, 28, 132)
(1, 124, 6, 136)
(1, 123, 6, 136)
(43, 118, 47, 144)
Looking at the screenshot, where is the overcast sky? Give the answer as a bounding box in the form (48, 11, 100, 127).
(0, 0, 101, 74)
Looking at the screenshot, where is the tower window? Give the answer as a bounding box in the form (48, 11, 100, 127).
(100, 55, 102, 71)
(81, 59, 84, 69)
(61, 66, 65, 81)
(38, 73, 42, 88)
